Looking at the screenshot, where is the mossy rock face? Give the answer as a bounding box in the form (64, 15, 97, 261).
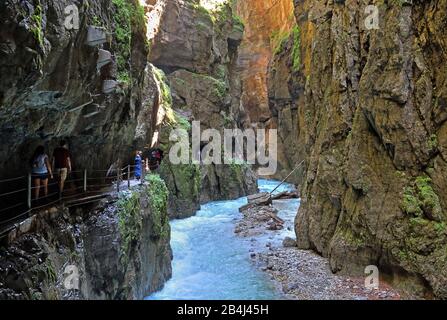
(117, 176, 171, 259)
(111, 0, 146, 83)
(145, 174, 170, 239)
(200, 161, 258, 203)
(160, 160, 201, 219)
(157, 108, 201, 219)
(117, 191, 143, 264)
(402, 176, 445, 222)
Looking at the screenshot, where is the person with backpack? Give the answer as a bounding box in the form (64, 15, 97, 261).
(52, 140, 72, 194)
(144, 147, 164, 173)
(30, 145, 53, 200)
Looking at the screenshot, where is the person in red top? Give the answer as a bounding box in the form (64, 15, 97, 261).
(52, 140, 72, 194)
(144, 147, 164, 173)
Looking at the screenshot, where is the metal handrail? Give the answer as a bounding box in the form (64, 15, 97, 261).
(0, 163, 145, 229)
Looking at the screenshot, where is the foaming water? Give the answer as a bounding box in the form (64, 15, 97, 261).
(146, 179, 296, 300)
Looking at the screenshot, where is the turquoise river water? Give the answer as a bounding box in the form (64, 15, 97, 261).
(146, 179, 298, 300)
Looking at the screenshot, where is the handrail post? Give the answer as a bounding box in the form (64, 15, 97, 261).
(27, 173, 32, 209)
(83, 169, 87, 193)
(117, 169, 120, 193)
(141, 165, 145, 186)
(127, 165, 131, 189)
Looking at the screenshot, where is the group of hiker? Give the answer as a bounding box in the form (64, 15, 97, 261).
(134, 148, 164, 180)
(29, 140, 72, 200)
(29, 141, 164, 200)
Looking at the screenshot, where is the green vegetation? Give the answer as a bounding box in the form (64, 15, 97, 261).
(337, 227, 365, 247)
(232, 14, 245, 32)
(227, 157, 249, 170)
(403, 186, 423, 217)
(116, 175, 170, 262)
(395, 170, 406, 179)
(154, 68, 172, 105)
(428, 134, 439, 151)
(271, 29, 290, 55)
(112, 0, 146, 83)
(415, 176, 442, 218)
(402, 175, 443, 222)
(388, 0, 405, 7)
(304, 110, 313, 125)
(153, 67, 176, 125)
(191, 73, 228, 99)
(117, 191, 142, 264)
(161, 159, 201, 203)
(45, 261, 57, 284)
(214, 79, 228, 98)
(30, 1, 44, 46)
(291, 25, 301, 72)
(222, 112, 233, 127)
(435, 222, 447, 233)
(211, 77, 227, 98)
(190, 0, 243, 37)
(91, 15, 103, 27)
(191, 2, 213, 18)
(270, 25, 301, 71)
(175, 113, 192, 131)
(215, 65, 227, 81)
(145, 174, 170, 239)
(409, 217, 430, 228)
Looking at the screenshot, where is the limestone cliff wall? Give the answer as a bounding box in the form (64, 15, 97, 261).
(267, 0, 447, 298)
(235, 0, 295, 123)
(0, 0, 155, 185)
(235, 0, 300, 181)
(0, 0, 174, 300)
(147, 0, 258, 218)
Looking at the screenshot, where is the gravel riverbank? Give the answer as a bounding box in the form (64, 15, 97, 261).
(235, 198, 401, 300)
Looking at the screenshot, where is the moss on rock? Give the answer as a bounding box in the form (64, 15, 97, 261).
(159, 156, 201, 219)
(30, 1, 44, 47)
(402, 175, 444, 222)
(145, 174, 170, 239)
(117, 191, 142, 264)
(291, 25, 301, 72)
(112, 0, 146, 83)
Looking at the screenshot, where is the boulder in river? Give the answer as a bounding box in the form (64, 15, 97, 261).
(283, 237, 297, 248)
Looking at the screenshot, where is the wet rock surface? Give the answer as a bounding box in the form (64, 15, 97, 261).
(0, 0, 155, 184)
(0, 185, 172, 300)
(256, 0, 447, 298)
(150, 0, 258, 218)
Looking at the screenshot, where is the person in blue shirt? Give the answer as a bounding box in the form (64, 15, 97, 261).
(135, 150, 142, 181)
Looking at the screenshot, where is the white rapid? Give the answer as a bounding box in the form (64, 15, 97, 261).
(146, 179, 298, 300)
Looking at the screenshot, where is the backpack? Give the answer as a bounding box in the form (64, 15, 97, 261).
(148, 148, 163, 170)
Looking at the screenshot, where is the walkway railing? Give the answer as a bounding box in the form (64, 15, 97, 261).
(0, 164, 146, 235)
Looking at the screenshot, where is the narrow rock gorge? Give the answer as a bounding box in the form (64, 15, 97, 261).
(0, 0, 256, 299)
(262, 0, 447, 298)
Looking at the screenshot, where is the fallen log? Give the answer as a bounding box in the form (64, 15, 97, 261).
(247, 192, 272, 205)
(268, 212, 284, 224)
(271, 191, 299, 200)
